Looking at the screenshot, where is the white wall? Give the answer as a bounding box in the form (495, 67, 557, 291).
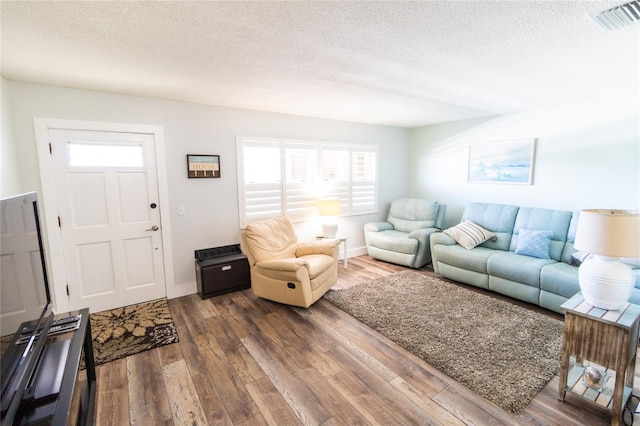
(408, 97, 640, 228)
(2, 80, 409, 298)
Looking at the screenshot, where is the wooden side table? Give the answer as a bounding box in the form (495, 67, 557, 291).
(558, 292, 640, 426)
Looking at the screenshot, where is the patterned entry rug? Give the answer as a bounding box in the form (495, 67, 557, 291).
(323, 270, 564, 414)
(89, 298, 179, 366)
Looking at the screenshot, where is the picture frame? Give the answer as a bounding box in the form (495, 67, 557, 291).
(468, 139, 536, 185)
(187, 154, 220, 178)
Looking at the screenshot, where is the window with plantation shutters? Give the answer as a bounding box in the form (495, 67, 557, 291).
(238, 140, 283, 224)
(284, 144, 317, 219)
(351, 148, 377, 214)
(237, 137, 378, 227)
(319, 146, 350, 215)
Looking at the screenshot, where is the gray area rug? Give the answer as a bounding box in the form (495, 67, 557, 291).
(323, 270, 564, 414)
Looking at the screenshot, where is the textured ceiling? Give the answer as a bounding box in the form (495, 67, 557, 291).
(1, 1, 638, 128)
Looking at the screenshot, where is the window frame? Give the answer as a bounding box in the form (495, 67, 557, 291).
(236, 137, 378, 227)
(66, 140, 146, 169)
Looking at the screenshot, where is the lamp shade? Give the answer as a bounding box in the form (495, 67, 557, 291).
(317, 197, 341, 216)
(574, 209, 640, 258)
(574, 209, 640, 310)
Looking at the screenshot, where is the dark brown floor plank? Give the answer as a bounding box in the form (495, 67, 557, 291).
(196, 339, 263, 424)
(205, 316, 266, 386)
(241, 331, 338, 425)
(162, 359, 208, 425)
(168, 297, 235, 425)
(155, 333, 183, 367)
(95, 358, 130, 425)
(324, 368, 407, 425)
(327, 345, 446, 426)
(244, 376, 303, 426)
(126, 349, 173, 425)
(304, 299, 451, 397)
(166, 297, 210, 375)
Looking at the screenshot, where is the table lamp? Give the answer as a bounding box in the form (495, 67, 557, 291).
(573, 209, 640, 310)
(317, 197, 341, 238)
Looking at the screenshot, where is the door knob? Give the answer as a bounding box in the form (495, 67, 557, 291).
(146, 225, 159, 231)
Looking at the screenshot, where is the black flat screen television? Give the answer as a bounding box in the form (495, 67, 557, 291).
(0, 192, 54, 423)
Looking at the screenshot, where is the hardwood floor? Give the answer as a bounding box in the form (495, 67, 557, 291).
(94, 255, 627, 425)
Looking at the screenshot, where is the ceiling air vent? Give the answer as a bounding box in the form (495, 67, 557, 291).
(591, 1, 640, 30)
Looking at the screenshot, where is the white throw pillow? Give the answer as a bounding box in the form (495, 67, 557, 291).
(443, 220, 497, 250)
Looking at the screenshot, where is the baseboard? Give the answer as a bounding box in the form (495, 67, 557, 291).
(348, 246, 368, 258)
(167, 280, 197, 299)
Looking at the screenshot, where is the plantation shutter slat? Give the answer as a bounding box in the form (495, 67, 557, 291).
(351, 149, 377, 214)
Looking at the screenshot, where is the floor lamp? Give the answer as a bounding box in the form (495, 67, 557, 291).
(574, 209, 640, 310)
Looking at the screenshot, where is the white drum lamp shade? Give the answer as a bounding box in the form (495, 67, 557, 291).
(574, 209, 640, 310)
(317, 197, 341, 238)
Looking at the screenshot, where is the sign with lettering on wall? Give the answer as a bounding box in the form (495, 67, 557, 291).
(187, 154, 220, 178)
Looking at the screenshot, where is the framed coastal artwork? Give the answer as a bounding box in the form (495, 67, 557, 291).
(468, 139, 536, 185)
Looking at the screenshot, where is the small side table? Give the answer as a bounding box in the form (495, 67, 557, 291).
(337, 236, 348, 269)
(316, 236, 348, 268)
(558, 292, 640, 426)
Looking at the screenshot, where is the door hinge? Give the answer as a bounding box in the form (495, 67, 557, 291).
(66, 284, 70, 296)
(49, 143, 52, 154)
(58, 216, 61, 227)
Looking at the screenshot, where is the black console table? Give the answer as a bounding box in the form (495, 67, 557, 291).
(4, 308, 96, 425)
(195, 244, 251, 299)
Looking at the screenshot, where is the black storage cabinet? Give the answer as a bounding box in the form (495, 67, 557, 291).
(195, 244, 251, 299)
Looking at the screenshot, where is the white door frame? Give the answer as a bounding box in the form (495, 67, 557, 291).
(34, 118, 175, 314)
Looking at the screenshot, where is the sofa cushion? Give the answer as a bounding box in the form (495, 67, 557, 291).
(489, 276, 541, 306)
(461, 203, 519, 251)
(509, 207, 572, 261)
(514, 229, 554, 259)
(443, 220, 496, 250)
(540, 262, 580, 298)
(367, 230, 418, 254)
(387, 198, 439, 232)
(487, 251, 556, 287)
(432, 245, 495, 274)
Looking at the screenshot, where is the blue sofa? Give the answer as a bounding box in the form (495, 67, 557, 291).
(430, 202, 640, 314)
(365, 198, 446, 269)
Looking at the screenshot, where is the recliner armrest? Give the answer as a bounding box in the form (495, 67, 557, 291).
(435, 204, 447, 230)
(296, 239, 340, 257)
(430, 231, 456, 246)
(364, 222, 394, 233)
(408, 228, 437, 240)
(256, 258, 309, 272)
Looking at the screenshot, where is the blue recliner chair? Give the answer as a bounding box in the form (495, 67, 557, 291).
(364, 198, 446, 268)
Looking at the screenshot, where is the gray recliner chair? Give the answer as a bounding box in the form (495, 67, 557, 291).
(364, 198, 446, 268)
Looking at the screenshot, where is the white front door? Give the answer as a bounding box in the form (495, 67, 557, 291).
(46, 129, 166, 313)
